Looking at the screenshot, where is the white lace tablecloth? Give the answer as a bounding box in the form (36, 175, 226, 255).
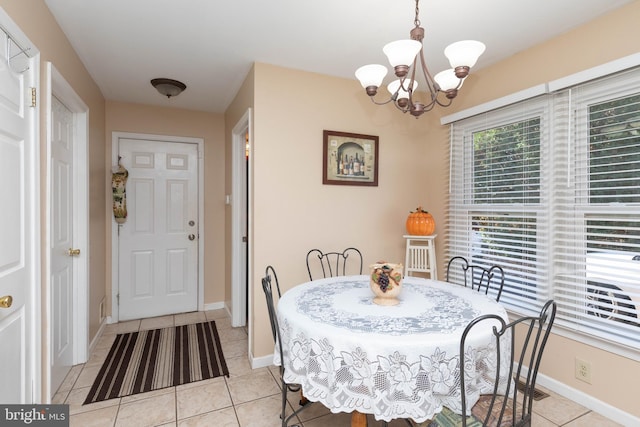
(274, 275, 510, 423)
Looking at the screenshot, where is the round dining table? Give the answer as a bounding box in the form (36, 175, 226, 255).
(274, 275, 510, 426)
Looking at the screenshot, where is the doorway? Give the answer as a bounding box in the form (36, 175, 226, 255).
(231, 109, 251, 328)
(111, 133, 205, 323)
(46, 63, 90, 399)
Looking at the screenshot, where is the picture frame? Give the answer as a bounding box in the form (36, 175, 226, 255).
(323, 130, 379, 186)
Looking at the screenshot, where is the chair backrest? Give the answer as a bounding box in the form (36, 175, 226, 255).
(306, 247, 363, 281)
(261, 265, 283, 363)
(446, 256, 506, 302)
(460, 300, 557, 427)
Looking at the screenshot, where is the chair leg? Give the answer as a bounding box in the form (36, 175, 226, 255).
(280, 380, 288, 427)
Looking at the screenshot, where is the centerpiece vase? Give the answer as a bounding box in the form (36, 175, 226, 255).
(369, 262, 403, 306)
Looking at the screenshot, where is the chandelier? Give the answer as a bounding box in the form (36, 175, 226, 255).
(355, 0, 485, 118)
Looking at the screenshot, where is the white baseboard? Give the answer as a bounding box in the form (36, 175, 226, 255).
(251, 353, 274, 370)
(224, 301, 232, 319)
(536, 374, 639, 426)
(203, 301, 225, 311)
(87, 318, 107, 362)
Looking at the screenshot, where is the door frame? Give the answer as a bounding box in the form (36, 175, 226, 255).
(231, 108, 252, 328)
(110, 132, 204, 323)
(44, 62, 89, 400)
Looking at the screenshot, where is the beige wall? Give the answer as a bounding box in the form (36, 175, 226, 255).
(105, 101, 227, 309)
(248, 62, 444, 358)
(0, 0, 107, 400)
(438, 1, 640, 418)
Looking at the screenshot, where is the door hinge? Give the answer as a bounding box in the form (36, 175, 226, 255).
(116, 293, 120, 305)
(30, 87, 36, 107)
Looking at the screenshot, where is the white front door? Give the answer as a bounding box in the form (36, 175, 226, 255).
(0, 25, 38, 403)
(49, 95, 74, 392)
(117, 138, 199, 320)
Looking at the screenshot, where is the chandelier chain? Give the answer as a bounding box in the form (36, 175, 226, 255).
(414, 0, 421, 29)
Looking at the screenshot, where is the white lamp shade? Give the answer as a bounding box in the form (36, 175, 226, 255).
(444, 40, 486, 68)
(387, 79, 418, 99)
(355, 64, 388, 88)
(383, 39, 421, 67)
(434, 69, 464, 91)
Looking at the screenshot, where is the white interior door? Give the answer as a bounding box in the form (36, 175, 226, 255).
(46, 62, 89, 401)
(118, 138, 199, 320)
(49, 95, 74, 393)
(0, 24, 38, 403)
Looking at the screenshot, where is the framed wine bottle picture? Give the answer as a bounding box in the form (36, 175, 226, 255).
(322, 130, 379, 186)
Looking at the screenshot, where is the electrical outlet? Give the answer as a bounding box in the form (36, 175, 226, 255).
(575, 358, 592, 384)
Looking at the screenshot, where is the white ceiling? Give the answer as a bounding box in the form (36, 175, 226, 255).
(43, 0, 633, 113)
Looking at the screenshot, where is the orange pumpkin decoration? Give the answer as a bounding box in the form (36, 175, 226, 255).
(406, 206, 435, 236)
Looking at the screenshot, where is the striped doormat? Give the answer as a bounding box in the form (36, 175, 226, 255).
(84, 320, 229, 404)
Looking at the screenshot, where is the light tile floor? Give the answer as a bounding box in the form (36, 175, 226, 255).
(53, 309, 624, 427)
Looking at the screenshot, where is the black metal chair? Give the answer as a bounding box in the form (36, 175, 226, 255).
(428, 300, 557, 427)
(262, 265, 310, 427)
(306, 247, 363, 281)
(446, 256, 506, 302)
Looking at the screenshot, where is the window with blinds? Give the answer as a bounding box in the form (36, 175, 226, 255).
(449, 97, 551, 312)
(553, 68, 640, 350)
(449, 67, 640, 352)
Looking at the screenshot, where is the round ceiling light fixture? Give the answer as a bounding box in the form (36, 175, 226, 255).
(150, 78, 187, 98)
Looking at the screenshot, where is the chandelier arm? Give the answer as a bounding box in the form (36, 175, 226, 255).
(405, 49, 441, 116)
(404, 65, 419, 107)
(418, 98, 439, 113)
(434, 96, 454, 108)
(398, 75, 411, 93)
(417, 49, 439, 97)
(423, 101, 439, 113)
(368, 95, 399, 106)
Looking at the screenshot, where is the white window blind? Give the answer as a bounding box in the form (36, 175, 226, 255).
(448, 97, 551, 313)
(449, 67, 640, 351)
(553, 68, 640, 349)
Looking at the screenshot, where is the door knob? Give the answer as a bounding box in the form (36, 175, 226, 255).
(0, 295, 13, 308)
(188, 234, 196, 241)
(67, 248, 81, 256)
